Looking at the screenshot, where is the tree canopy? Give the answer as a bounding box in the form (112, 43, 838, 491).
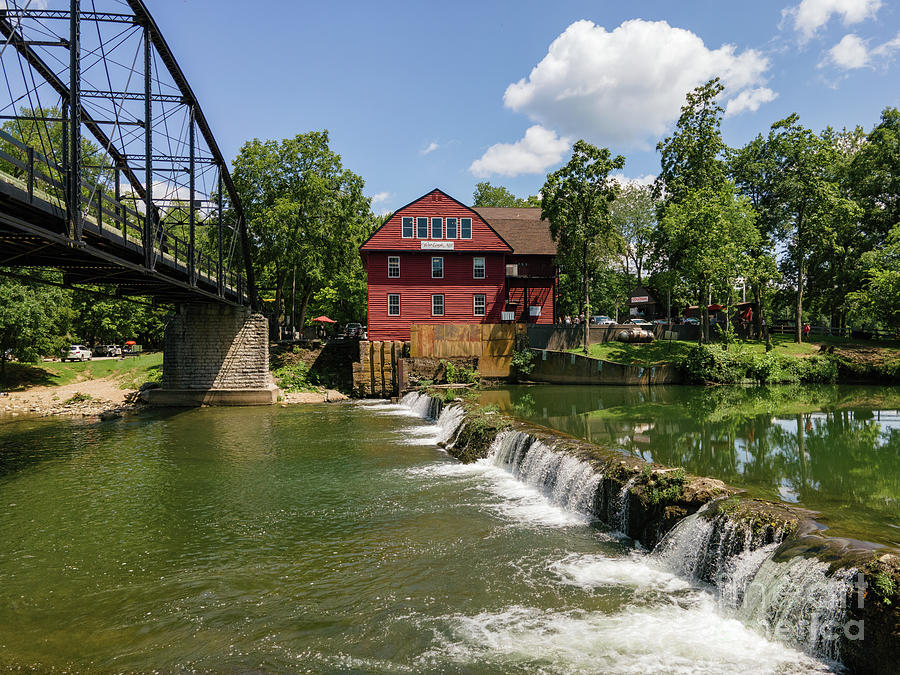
(472, 181, 540, 208)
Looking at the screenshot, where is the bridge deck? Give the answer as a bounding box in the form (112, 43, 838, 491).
(0, 168, 248, 306)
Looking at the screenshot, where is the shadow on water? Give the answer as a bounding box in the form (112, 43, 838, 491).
(0, 407, 186, 479)
(483, 383, 900, 547)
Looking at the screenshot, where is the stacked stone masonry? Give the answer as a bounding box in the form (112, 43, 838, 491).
(352, 340, 405, 398)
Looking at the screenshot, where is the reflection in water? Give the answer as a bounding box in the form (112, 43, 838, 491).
(483, 384, 900, 546)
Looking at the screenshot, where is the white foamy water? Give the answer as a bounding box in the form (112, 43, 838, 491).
(424, 600, 834, 674)
(549, 552, 690, 593)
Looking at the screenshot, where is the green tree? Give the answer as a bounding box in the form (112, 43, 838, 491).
(610, 183, 657, 285)
(659, 184, 760, 343)
(0, 273, 69, 383)
(768, 114, 860, 342)
(472, 181, 540, 207)
(231, 131, 374, 336)
(541, 140, 624, 352)
(848, 224, 900, 330)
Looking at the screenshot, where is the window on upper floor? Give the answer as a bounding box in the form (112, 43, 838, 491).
(473, 256, 485, 279)
(432, 256, 443, 279)
(461, 218, 472, 239)
(388, 256, 400, 278)
(417, 217, 428, 238)
(431, 217, 443, 239)
(401, 217, 413, 238)
(388, 294, 400, 316)
(432, 294, 444, 316)
(474, 294, 486, 316)
(446, 217, 457, 239)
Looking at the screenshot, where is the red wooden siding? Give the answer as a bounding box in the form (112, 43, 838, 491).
(361, 189, 512, 253)
(366, 252, 506, 341)
(506, 279, 554, 325)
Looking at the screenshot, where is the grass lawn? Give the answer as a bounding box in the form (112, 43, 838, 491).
(0, 352, 163, 391)
(569, 334, 900, 366)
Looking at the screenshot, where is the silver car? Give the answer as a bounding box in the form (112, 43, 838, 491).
(66, 345, 92, 362)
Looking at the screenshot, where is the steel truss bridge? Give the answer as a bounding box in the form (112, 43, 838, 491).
(0, 0, 257, 307)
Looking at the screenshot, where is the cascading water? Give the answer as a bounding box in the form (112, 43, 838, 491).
(652, 506, 858, 664)
(487, 430, 601, 517)
(396, 392, 864, 669)
(400, 391, 443, 420)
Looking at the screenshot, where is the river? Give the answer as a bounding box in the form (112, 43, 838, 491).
(0, 402, 840, 672)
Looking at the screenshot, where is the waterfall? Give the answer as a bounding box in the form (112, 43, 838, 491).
(739, 557, 858, 663)
(613, 476, 638, 535)
(653, 508, 858, 664)
(487, 431, 600, 516)
(399, 391, 443, 421)
(435, 403, 466, 447)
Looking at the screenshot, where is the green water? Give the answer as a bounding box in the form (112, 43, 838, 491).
(0, 403, 834, 672)
(482, 384, 900, 548)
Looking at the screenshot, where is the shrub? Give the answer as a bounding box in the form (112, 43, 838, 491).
(442, 360, 479, 384)
(273, 361, 318, 392)
(511, 349, 535, 377)
(679, 344, 745, 384)
(64, 392, 92, 404)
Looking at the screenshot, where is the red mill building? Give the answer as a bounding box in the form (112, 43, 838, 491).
(360, 189, 557, 341)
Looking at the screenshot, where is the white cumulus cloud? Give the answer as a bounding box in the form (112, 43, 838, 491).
(500, 19, 774, 149)
(783, 0, 882, 43)
(725, 87, 779, 117)
(820, 31, 900, 69)
(469, 125, 571, 178)
(420, 141, 439, 155)
(370, 191, 390, 205)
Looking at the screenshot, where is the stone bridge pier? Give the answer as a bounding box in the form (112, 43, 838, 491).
(147, 303, 280, 406)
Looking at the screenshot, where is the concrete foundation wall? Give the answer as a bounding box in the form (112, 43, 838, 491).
(352, 340, 406, 398)
(149, 303, 278, 406)
(528, 348, 682, 385)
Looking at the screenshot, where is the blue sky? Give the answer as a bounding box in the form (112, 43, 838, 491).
(151, 0, 900, 213)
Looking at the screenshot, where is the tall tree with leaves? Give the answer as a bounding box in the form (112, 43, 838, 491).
(655, 78, 740, 341)
(541, 141, 624, 352)
(232, 131, 373, 336)
(768, 114, 859, 342)
(472, 181, 540, 207)
(610, 183, 657, 285)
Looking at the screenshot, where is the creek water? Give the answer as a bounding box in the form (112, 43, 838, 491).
(0, 402, 840, 672)
(482, 384, 900, 548)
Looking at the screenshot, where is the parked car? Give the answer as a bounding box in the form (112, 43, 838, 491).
(591, 315, 616, 325)
(106, 344, 122, 357)
(653, 318, 670, 325)
(345, 322, 363, 339)
(625, 318, 653, 328)
(66, 345, 92, 362)
(683, 317, 700, 325)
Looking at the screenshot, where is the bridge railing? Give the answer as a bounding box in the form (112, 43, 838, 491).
(1, 128, 247, 301)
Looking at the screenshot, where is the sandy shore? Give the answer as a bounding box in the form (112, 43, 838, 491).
(1, 377, 139, 419)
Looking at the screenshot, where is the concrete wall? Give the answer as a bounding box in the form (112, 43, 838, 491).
(149, 303, 278, 406)
(528, 348, 682, 385)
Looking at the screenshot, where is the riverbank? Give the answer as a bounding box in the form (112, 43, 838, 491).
(415, 389, 900, 672)
(563, 336, 900, 384)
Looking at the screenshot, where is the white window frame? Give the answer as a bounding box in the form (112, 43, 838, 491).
(388, 294, 400, 316)
(387, 256, 400, 278)
(461, 217, 472, 239)
(473, 256, 485, 279)
(431, 256, 444, 279)
(417, 216, 429, 238)
(446, 217, 458, 239)
(401, 217, 413, 238)
(432, 294, 444, 316)
(474, 294, 486, 316)
(431, 217, 443, 239)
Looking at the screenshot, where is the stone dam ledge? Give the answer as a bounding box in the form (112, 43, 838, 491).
(430, 394, 900, 674)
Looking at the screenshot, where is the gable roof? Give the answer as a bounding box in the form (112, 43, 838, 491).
(474, 207, 556, 256)
(360, 188, 512, 253)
